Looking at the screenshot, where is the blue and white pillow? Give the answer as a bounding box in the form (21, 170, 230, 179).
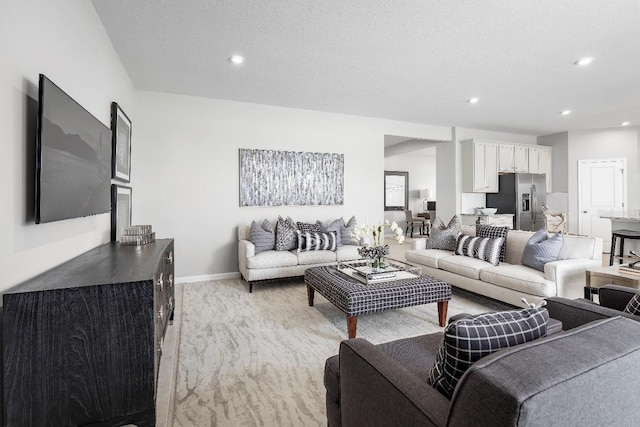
(521, 228, 564, 271)
(248, 219, 275, 253)
(427, 307, 549, 399)
(297, 231, 338, 252)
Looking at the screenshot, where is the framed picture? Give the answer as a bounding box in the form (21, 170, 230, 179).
(384, 171, 409, 211)
(111, 184, 132, 242)
(111, 102, 131, 182)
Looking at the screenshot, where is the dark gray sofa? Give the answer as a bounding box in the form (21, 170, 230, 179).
(546, 284, 640, 329)
(325, 309, 640, 426)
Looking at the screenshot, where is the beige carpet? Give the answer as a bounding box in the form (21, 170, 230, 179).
(171, 278, 511, 426)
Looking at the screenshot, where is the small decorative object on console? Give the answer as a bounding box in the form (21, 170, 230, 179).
(120, 224, 155, 246)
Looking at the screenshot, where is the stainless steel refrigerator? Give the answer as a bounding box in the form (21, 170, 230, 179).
(486, 173, 547, 231)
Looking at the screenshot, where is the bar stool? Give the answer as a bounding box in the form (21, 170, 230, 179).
(609, 229, 640, 265)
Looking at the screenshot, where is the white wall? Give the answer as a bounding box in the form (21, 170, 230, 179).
(1, 0, 135, 290)
(567, 128, 639, 234)
(133, 91, 451, 278)
(384, 146, 436, 227)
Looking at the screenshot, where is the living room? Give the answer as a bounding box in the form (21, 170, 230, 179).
(2, 1, 640, 426)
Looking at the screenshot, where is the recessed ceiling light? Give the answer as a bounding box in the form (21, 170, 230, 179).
(560, 110, 572, 115)
(575, 57, 594, 66)
(467, 98, 479, 104)
(229, 55, 244, 64)
(620, 121, 630, 126)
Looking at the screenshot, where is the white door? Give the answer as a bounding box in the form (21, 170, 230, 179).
(578, 159, 626, 250)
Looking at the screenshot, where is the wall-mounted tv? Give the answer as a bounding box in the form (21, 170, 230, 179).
(35, 74, 112, 224)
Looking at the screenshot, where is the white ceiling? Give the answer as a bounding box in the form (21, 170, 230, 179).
(91, 0, 640, 136)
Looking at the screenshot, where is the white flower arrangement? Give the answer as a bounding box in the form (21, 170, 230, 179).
(350, 220, 405, 246)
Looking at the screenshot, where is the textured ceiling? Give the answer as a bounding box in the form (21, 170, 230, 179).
(92, 0, 640, 136)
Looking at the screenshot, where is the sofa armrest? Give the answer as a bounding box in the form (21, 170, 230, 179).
(599, 284, 637, 311)
(544, 258, 601, 299)
(238, 239, 255, 280)
(339, 338, 448, 427)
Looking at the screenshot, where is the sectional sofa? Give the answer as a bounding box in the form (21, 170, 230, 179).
(405, 225, 603, 306)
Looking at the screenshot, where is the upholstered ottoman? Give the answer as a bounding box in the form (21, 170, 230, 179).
(305, 265, 452, 339)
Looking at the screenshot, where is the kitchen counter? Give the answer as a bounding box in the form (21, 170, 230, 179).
(460, 213, 514, 228)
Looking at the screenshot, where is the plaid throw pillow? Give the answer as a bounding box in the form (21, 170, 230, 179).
(297, 222, 322, 233)
(427, 307, 548, 399)
(624, 292, 640, 315)
(476, 224, 509, 262)
(455, 235, 504, 266)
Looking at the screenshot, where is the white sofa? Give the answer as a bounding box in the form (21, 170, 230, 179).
(238, 225, 362, 292)
(405, 226, 603, 307)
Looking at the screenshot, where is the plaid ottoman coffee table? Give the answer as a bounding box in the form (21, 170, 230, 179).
(305, 264, 452, 339)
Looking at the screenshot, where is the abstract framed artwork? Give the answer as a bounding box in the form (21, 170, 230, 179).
(111, 184, 132, 242)
(111, 102, 132, 182)
(239, 148, 344, 206)
(384, 171, 409, 211)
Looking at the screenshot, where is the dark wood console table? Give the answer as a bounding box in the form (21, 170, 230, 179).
(3, 239, 174, 426)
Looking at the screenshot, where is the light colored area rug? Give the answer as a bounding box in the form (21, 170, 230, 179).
(172, 278, 511, 426)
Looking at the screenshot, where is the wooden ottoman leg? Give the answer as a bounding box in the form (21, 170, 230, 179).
(307, 284, 315, 306)
(437, 301, 448, 327)
(347, 315, 358, 339)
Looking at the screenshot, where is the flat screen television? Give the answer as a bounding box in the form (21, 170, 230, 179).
(35, 74, 112, 224)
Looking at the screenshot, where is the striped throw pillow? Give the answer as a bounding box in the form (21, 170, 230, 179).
(455, 234, 504, 266)
(476, 224, 509, 262)
(297, 231, 338, 252)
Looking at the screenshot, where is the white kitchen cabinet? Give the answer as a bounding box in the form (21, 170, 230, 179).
(462, 139, 499, 193)
(528, 146, 540, 173)
(514, 145, 529, 172)
(538, 146, 552, 192)
(499, 143, 528, 173)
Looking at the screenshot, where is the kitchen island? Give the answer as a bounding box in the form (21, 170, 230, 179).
(601, 214, 640, 263)
(459, 213, 514, 229)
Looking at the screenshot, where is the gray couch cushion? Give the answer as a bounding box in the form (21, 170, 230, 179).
(297, 250, 336, 265)
(438, 255, 493, 280)
(480, 264, 556, 297)
(405, 249, 454, 269)
(246, 250, 299, 269)
(426, 215, 461, 250)
(248, 219, 275, 253)
(427, 307, 548, 399)
(317, 219, 343, 246)
(521, 228, 564, 271)
(335, 245, 362, 262)
(340, 216, 358, 246)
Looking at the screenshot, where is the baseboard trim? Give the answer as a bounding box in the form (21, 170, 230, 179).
(176, 272, 241, 284)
